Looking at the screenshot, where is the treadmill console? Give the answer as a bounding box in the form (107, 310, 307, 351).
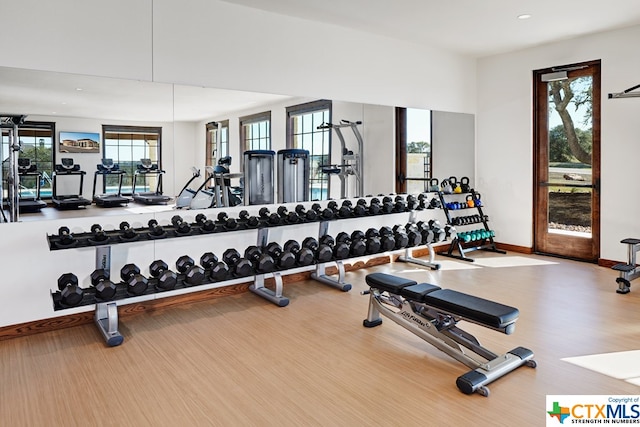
(137, 158, 158, 172)
(18, 158, 37, 173)
(97, 158, 120, 172)
(55, 158, 81, 172)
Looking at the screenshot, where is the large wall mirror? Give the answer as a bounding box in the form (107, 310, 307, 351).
(0, 66, 474, 224)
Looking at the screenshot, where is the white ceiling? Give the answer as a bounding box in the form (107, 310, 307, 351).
(3, 1, 639, 123)
(222, 0, 640, 57)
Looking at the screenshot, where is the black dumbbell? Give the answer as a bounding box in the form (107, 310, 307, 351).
(311, 203, 334, 220)
(120, 264, 149, 296)
(393, 196, 407, 213)
(149, 260, 178, 291)
(348, 230, 367, 256)
(171, 215, 192, 235)
(119, 221, 139, 242)
(176, 255, 205, 286)
(57, 272, 84, 307)
(265, 242, 296, 270)
(380, 197, 394, 214)
(337, 200, 353, 218)
(353, 199, 368, 217)
(404, 224, 423, 247)
(56, 226, 77, 248)
(392, 224, 409, 249)
(283, 240, 315, 266)
(147, 219, 166, 238)
(277, 206, 301, 224)
(302, 237, 333, 263)
(319, 235, 350, 260)
(444, 225, 457, 240)
(406, 195, 419, 210)
(367, 198, 382, 215)
(295, 205, 318, 221)
(217, 212, 238, 230)
(258, 207, 281, 225)
(417, 193, 429, 210)
(90, 269, 117, 300)
(379, 226, 396, 251)
(89, 224, 110, 244)
(200, 252, 230, 282)
(364, 228, 382, 254)
(195, 213, 216, 232)
(238, 210, 260, 228)
(244, 246, 276, 273)
(222, 249, 255, 277)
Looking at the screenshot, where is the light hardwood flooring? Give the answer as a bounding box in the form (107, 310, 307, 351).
(1, 252, 638, 426)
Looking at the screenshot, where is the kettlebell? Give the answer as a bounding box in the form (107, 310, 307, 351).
(474, 193, 483, 207)
(449, 176, 462, 193)
(466, 195, 475, 208)
(459, 177, 471, 193)
(441, 179, 452, 194)
(429, 178, 439, 192)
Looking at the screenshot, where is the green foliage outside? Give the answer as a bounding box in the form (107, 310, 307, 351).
(548, 125, 592, 163)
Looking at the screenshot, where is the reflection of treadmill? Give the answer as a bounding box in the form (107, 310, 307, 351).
(17, 158, 47, 213)
(52, 158, 91, 209)
(131, 158, 171, 205)
(92, 158, 130, 207)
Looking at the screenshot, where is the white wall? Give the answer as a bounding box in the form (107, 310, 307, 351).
(477, 25, 640, 261)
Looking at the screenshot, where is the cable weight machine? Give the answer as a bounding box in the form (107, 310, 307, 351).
(317, 120, 364, 198)
(1, 115, 27, 223)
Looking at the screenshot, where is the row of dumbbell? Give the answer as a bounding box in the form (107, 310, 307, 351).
(51, 196, 421, 250)
(457, 229, 495, 243)
(54, 222, 453, 308)
(450, 214, 489, 226)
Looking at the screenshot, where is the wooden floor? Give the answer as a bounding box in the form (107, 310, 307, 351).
(1, 252, 638, 426)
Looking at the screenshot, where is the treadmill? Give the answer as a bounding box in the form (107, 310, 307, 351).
(92, 158, 130, 207)
(131, 158, 172, 205)
(51, 158, 91, 209)
(17, 158, 47, 213)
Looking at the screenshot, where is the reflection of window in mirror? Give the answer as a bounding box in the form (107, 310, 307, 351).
(395, 107, 432, 194)
(239, 111, 271, 151)
(102, 125, 162, 194)
(2, 121, 55, 200)
(286, 100, 332, 201)
(205, 120, 229, 167)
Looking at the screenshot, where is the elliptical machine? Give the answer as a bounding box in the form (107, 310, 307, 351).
(190, 156, 242, 209)
(174, 167, 201, 209)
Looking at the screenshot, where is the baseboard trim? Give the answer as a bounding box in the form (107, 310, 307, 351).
(0, 254, 391, 342)
(494, 242, 533, 254)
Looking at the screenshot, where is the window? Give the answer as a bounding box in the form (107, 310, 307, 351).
(395, 107, 432, 194)
(102, 125, 162, 194)
(1, 121, 55, 199)
(240, 111, 271, 151)
(286, 100, 331, 201)
(205, 120, 229, 167)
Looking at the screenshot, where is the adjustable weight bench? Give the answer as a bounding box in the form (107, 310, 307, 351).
(362, 273, 536, 396)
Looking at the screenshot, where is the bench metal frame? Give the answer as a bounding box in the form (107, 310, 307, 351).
(362, 283, 536, 396)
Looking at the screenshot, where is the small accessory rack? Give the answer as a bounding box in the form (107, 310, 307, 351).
(438, 188, 505, 262)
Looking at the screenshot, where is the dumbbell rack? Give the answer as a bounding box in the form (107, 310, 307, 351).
(438, 189, 505, 262)
(397, 211, 441, 270)
(311, 221, 352, 292)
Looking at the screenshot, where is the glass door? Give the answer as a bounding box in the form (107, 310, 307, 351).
(533, 60, 601, 261)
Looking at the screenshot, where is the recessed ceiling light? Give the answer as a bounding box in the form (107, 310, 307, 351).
(75, 87, 83, 91)
(518, 14, 532, 20)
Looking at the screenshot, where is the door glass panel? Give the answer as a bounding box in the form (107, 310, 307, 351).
(547, 76, 593, 236)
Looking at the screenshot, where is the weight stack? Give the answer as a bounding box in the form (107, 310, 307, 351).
(244, 150, 275, 205)
(277, 149, 310, 203)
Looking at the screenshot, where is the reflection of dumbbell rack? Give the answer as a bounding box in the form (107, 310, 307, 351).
(439, 189, 505, 262)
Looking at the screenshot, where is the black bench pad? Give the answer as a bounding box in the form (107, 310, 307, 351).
(366, 273, 417, 294)
(424, 289, 519, 330)
(400, 283, 442, 302)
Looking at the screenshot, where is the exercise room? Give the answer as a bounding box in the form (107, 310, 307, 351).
(1, 1, 639, 425)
